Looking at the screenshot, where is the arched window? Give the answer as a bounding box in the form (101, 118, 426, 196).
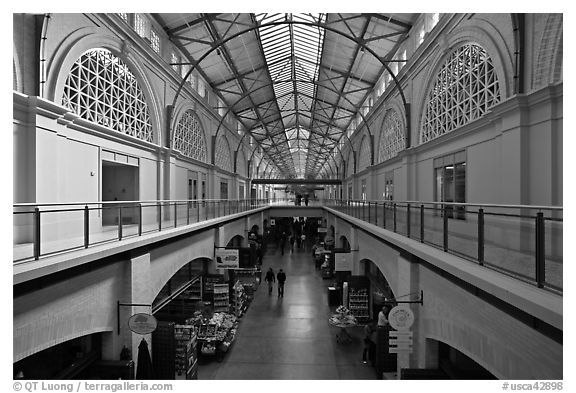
(357, 137, 372, 172)
(62, 48, 154, 143)
(379, 109, 405, 163)
(215, 135, 232, 172)
(421, 43, 500, 144)
(173, 110, 207, 162)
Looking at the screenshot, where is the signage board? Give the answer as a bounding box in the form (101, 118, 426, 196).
(270, 219, 276, 226)
(389, 331, 413, 338)
(335, 253, 351, 271)
(389, 337, 413, 345)
(318, 227, 327, 233)
(389, 347, 413, 354)
(215, 248, 240, 269)
(128, 313, 157, 335)
(388, 305, 415, 330)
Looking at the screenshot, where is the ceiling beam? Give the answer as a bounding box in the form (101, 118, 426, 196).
(251, 178, 342, 184)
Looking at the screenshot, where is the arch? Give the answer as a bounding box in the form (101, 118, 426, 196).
(378, 106, 405, 163)
(172, 107, 208, 163)
(357, 135, 372, 172)
(423, 336, 502, 379)
(151, 256, 212, 306)
(419, 42, 502, 145)
(47, 28, 162, 144)
(339, 235, 351, 251)
(533, 14, 563, 89)
(226, 234, 245, 248)
(169, 19, 412, 178)
(214, 135, 233, 172)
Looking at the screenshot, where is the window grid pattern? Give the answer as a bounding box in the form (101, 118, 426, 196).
(357, 137, 372, 172)
(118, 13, 129, 23)
(62, 48, 153, 143)
(215, 136, 232, 172)
(171, 51, 180, 74)
(150, 29, 161, 54)
(379, 109, 405, 163)
(134, 14, 148, 38)
(173, 110, 207, 162)
(237, 150, 247, 177)
(421, 44, 500, 144)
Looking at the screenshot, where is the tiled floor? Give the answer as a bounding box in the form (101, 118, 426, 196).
(198, 244, 377, 380)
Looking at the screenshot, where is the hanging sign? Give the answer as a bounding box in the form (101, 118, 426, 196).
(318, 227, 327, 233)
(270, 219, 276, 226)
(388, 305, 415, 331)
(335, 253, 351, 271)
(215, 248, 240, 269)
(128, 313, 157, 335)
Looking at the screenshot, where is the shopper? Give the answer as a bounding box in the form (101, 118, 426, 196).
(362, 323, 376, 364)
(377, 306, 390, 327)
(289, 234, 295, 253)
(264, 267, 275, 295)
(277, 269, 287, 297)
(280, 232, 286, 255)
(301, 233, 306, 251)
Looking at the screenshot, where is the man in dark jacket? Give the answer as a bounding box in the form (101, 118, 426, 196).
(276, 269, 287, 297)
(264, 267, 275, 295)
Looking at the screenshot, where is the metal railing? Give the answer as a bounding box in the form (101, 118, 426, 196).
(325, 199, 562, 292)
(13, 198, 270, 263)
(13, 197, 562, 292)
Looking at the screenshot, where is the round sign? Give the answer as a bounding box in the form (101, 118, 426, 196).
(128, 313, 158, 335)
(388, 306, 415, 330)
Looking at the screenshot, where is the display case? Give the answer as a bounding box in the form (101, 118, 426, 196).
(347, 275, 372, 322)
(212, 284, 230, 313)
(152, 321, 198, 380)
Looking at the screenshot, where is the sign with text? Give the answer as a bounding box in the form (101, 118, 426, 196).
(335, 253, 351, 271)
(389, 330, 413, 354)
(215, 248, 240, 269)
(318, 227, 327, 233)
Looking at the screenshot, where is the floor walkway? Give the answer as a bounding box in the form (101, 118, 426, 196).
(198, 244, 377, 380)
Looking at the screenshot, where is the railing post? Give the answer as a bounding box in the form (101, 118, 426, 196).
(197, 202, 200, 222)
(158, 202, 162, 231)
(118, 206, 123, 241)
(407, 204, 411, 238)
(374, 202, 378, 226)
(138, 204, 143, 236)
(478, 208, 484, 265)
(368, 202, 371, 223)
(535, 212, 546, 288)
(393, 203, 397, 233)
(383, 202, 386, 229)
(443, 204, 449, 252)
(420, 204, 424, 243)
(174, 202, 178, 228)
(205, 201, 208, 220)
(187, 201, 190, 225)
(84, 205, 89, 249)
(34, 207, 41, 260)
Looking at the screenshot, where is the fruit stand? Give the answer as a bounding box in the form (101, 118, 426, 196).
(328, 306, 358, 344)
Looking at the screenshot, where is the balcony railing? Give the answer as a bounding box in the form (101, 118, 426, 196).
(326, 199, 562, 292)
(13, 197, 562, 292)
(13, 198, 270, 263)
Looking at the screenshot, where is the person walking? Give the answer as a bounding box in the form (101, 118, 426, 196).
(264, 267, 275, 295)
(280, 232, 286, 255)
(276, 269, 287, 297)
(289, 234, 295, 253)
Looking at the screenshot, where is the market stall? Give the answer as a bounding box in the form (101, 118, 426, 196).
(195, 312, 239, 362)
(328, 306, 358, 344)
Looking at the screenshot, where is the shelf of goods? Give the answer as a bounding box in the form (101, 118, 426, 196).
(174, 324, 198, 380)
(152, 321, 198, 380)
(212, 283, 230, 313)
(196, 313, 240, 361)
(348, 289, 370, 321)
(232, 281, 248, 317)
(180, 278, 202, 302)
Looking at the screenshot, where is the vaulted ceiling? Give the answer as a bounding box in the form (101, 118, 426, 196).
(152, 13, 417, 179)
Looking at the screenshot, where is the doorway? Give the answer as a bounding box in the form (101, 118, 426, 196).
(102, 162, 139, 226)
